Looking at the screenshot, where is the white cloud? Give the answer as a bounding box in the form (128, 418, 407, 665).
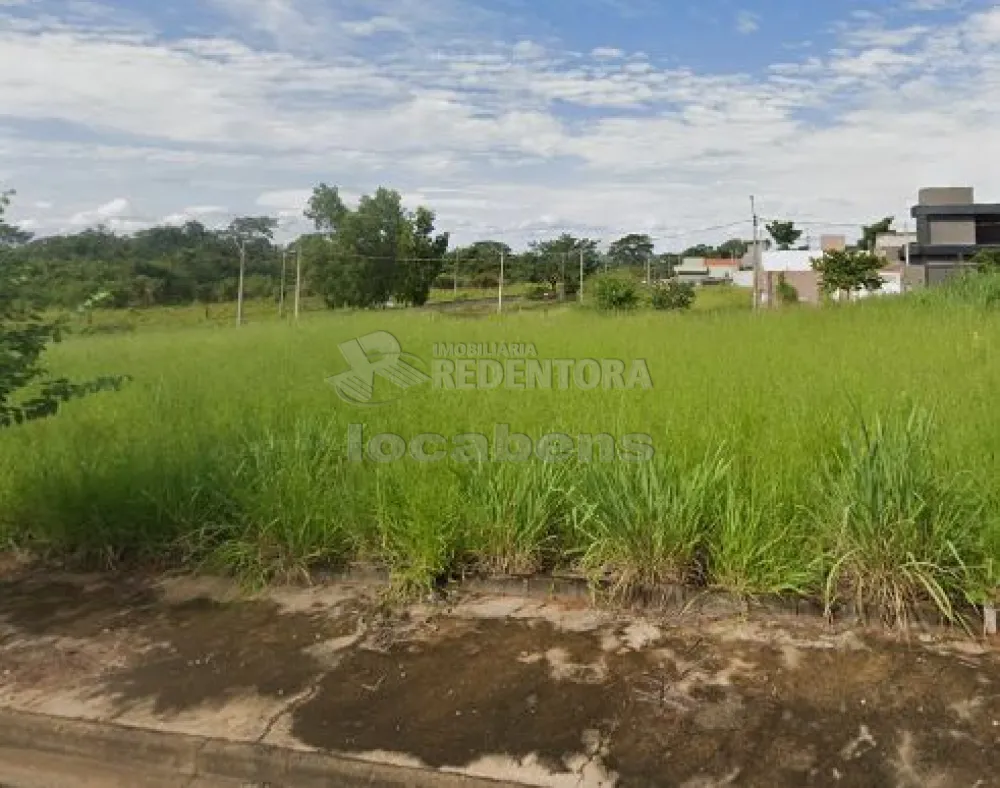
(69, 197, 132, 226)
(161, 205, 229, 226)
(207, 0, 324, 45)
(736, 10, 759, 35)
(342, 15, 406, 36)
(2, 0, 1000, 247)
(906, 0, 963, 10)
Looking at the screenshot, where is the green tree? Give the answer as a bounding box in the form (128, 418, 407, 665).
(766, 221, 803, 251)
(680, 244, 716, 258)
(447, 241, 511, 287)
(0, 190, 126, 427)
(717, 239, 749, 259)
(608, 234, 654, 268)
(524, 234, 600, 296)
(859, 217, 894, 252)
(304, 184, 348, 234)
(393, 206, 449, 306)
(812, 249, 885, 301)
(224, 216, 278, 252)
(304, 185, 448, 308)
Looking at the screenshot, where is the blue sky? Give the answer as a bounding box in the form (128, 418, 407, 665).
(1, 0, 998, 249)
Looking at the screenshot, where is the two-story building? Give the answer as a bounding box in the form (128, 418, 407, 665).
(906, 187, 1000, 286)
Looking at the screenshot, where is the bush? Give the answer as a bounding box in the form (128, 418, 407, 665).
(594, 273, 640, 311)
(974, 249, 1000, 274)
(776, 273, 799, 305)
(470, 273, 499, 288)
(651, 279, 695, 311)
(525, 285, 551, 301)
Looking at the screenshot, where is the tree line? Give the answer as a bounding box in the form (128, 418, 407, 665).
(6, 180, 902, 311)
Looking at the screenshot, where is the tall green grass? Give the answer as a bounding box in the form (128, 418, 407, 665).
(2, 286, 1000, 623)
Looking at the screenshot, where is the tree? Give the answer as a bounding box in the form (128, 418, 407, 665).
(393, 206, 449, 306)
(680, 244, 716, 258)
(860, 217, 894, 252)
(717, 239, 749, 260)
(608, 234, 654, 269)
(523, 234, 600, 296)
(766, 221, 803, 251)
(812, 249, 885, 300)
(0, 190, 126, 427)
(0, 200, 32, 248)
(447, 241, 512, 287)
(304, 185, 449, 308)
(304, 184, 348, 234)
(224, 216, 278, 249)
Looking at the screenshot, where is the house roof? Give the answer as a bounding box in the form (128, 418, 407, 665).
(704, 258, 740, 267)
(759, 250, 820, 273)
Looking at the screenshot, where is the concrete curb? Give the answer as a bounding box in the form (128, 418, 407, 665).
(0, 709, 518, 787)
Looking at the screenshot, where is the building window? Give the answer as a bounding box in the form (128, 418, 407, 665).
(976, 219, 1000, 245)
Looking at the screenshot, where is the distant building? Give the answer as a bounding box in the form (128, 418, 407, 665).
(704, 258, 741, 281)
(756, 250, 824, 305)
(819, 235, 847, 252)
(674, 257, 709, 285)
(752, 234, 900, 305)
(875, 231, 917, 269)
(906, 187, 1000, 285)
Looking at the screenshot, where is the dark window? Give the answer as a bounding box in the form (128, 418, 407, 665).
(976, 218, 1000, 245)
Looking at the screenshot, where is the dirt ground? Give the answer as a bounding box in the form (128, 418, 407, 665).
(0, 566, 997, 787)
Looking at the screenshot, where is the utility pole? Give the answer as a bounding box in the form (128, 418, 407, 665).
(751, 195, 760, 310)
(454, 252, 459, 299)
(279, 248, 287, 318)
(498, 245, 505, 314)
(645, 252, 652, 286)
(236, 240, 246, 326)
(294, 245, 302, 322)
(579, 247, 585, 303)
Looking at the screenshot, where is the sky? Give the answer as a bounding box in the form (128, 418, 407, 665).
(1, 0, 999, 250)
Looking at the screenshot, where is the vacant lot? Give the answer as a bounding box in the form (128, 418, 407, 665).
(2, 287, 999, 620)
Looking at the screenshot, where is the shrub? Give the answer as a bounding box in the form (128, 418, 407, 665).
(525, 285, 551, 301)
(776, 273, 799, 305)
(651, 279, 695, 311)
(594, 273, 640, 311)
(974, 249, 1000, 274)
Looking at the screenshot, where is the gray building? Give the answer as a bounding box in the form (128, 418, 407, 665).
(906, 187, 1000, 285)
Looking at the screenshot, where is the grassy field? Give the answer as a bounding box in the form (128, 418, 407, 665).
(4, 281, 999, 622)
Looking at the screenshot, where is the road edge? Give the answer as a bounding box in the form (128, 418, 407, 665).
(0, 708, 519, 787)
